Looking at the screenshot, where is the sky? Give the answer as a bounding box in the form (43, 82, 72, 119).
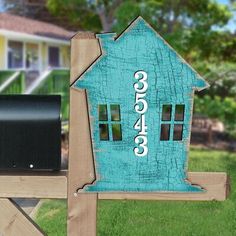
(0, 0, 235, 32)
(0, 0, 4, 12)
(217, 0, 236, 32)
(218, 0, 229, 3)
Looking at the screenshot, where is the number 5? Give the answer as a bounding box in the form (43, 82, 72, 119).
(135, 93, 148, 114)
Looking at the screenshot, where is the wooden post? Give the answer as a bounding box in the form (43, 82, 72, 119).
(68, 32, 101, 236)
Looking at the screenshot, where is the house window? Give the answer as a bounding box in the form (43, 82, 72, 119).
(26, 43, 39, 70)
(48, 46, 60, 67)
(98, 104, 122, 141)
(160, 104, 185, 141)
(8, 41, 23, 69)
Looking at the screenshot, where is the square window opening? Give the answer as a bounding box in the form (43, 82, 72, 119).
(162, 105, 172, 121)
(175, 105, 185, 121)
(110, 104, 121, 121)
(112, 124, 122, 141)
(99, 124, 109, 141)
(98, 105, 108, 121)
(173, 124, 183, 141)
(160, 124, 170, 141)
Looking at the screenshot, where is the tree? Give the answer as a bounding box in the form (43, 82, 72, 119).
(3, 0, 46, 18)
(3, 0, 236, 63)
(46, 0, 232, 33)
(194, 95, 236, 137)
(46, 0, 124, 32)
(46, 0, 234, 62)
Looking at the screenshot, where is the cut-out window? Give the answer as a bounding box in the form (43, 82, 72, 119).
(162, 105, 172, 121)
(99, 105, 108, 121)
(173, 124, 183, 141)
(98, 104, 122, 141)
(160, 104, 185, 141)
(110, 104, 120, 121)
(112, 124, 122, 141)
(99, 124, 109, 141)
(160, 124, 170, 141)
(175, 105, 185, 121)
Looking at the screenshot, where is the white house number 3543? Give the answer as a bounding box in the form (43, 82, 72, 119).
(133, 70, 148, 157)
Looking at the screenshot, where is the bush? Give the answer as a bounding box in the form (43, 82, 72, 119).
(194, 95, 236, 137)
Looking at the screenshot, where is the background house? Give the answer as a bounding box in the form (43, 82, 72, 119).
(0, 13, 74, 120)
(0, 13, 72, 75)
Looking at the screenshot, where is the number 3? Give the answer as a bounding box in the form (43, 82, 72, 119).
(134, 136, 148, 157)
(134, 71, 148, 93)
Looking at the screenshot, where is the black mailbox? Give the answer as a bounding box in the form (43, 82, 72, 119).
(0, 95, 61, 170)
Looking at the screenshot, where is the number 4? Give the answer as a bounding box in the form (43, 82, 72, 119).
(134, 114, 147, 135)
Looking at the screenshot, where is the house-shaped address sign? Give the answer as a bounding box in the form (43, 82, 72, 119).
(73, 17, 209, 192)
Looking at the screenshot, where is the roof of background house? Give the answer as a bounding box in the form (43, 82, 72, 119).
(0, 13, 75, 40)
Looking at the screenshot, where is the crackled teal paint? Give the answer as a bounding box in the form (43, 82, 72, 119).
(74, 17, 209, 192)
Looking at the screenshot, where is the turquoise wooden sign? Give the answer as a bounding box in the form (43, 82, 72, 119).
(74, 17, 209, 192)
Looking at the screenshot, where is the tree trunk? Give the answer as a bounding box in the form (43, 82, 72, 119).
(98, 10, 112, 32)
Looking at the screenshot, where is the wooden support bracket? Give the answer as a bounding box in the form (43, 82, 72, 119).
(0, 170, 229, 236)
(0, 171, 67, 199)
(0, 198, 44, 236)
(0, 171, 229, 201)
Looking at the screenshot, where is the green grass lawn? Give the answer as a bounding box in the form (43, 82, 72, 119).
(35, 148, 236, 236)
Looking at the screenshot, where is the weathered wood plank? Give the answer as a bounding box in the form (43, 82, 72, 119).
(0, 171, 67, 199)
(68, 88, 98, 236)
(0, 198, 44, 236)
(67, 194, 97, 236)
(99, 172, 229, 201)
(0, 171, 228, 201)
(0, 172, 228, 201)
(68, 33, 101, 236)
(70, 33, 101, 84)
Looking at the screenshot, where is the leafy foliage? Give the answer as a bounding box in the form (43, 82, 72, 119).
(194, 95, 236, 136)
(4, 0, 235, 63)
(45, 0, 235, 63)
(190, 62, 236, 136)
(194, 62, 236, 98)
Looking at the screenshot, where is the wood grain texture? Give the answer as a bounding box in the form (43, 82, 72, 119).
(67, 194, 97, 236)
(0, 198, 44, 236)
(98, 172, 229, 201)
(0, 171, 67, 198)
(68, 32, 101, 236)
(70, 35, 101, 84)
(73, 17, 210, 192)
(0, 172, 229, 201)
